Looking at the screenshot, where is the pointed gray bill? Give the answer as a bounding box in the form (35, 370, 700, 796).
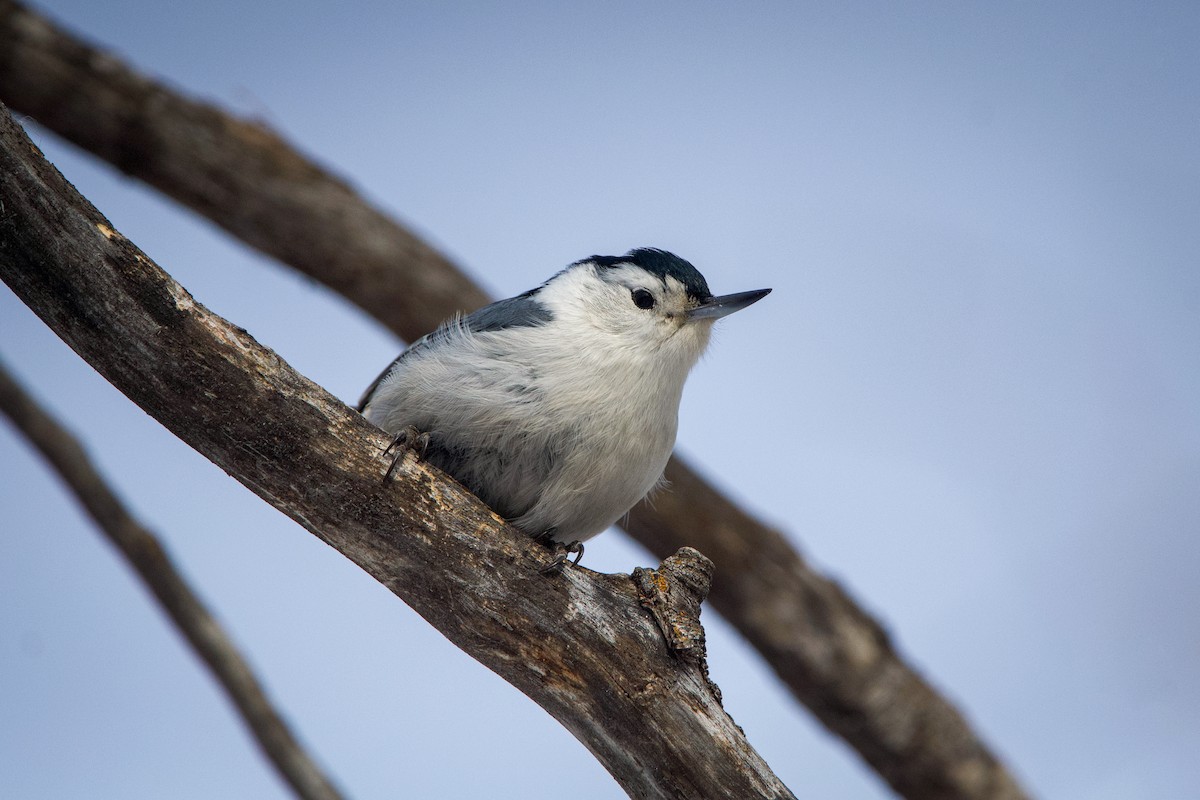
(688, 288, 772, 320)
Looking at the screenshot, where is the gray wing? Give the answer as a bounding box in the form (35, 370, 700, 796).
(463, 287, 552, 333)
(356, 289, 552, 411)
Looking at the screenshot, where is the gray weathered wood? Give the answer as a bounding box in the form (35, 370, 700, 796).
(0, 103, 796, 800)
(0, 4, 1032, 796)
(0, 360, 347, 800)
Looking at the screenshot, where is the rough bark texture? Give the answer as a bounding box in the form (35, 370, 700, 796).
(626, 465, 1019, 799)
(0, 360, 347, 800)
(0, 4, 1031, 798)
(0, 103, 796, 800)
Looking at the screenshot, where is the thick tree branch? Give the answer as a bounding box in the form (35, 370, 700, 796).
(0, 358, 347, 800)
(0, 4, 1030, 797)
(0, 103, 796, 800)
(0, 0, 487, 340)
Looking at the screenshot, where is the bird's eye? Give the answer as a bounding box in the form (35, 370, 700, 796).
(631, 288, 656, 310)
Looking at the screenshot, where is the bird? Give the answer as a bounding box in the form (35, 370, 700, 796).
(358, 248, 769, 565)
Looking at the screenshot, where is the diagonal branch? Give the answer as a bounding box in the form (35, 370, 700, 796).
(0, 102, 796, 800)
(0, 358, 348, 800)
(0, 4, 1030, 797)
(0, 0, 486, 340)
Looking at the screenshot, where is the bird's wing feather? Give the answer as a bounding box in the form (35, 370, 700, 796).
(356, 289, 552, 411)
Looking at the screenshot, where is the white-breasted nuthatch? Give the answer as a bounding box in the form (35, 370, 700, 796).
(358, 248, 769, 563)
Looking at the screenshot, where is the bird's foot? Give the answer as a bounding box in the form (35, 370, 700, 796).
(382, 425, 430, 481)
(539, 537, 585, 574)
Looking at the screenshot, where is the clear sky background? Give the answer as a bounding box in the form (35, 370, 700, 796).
(2, 2, 1198, 798)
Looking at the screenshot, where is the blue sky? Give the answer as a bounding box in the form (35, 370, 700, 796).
(2, 2, 1198, 798)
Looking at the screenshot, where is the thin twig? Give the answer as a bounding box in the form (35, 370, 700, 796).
(0, 357, 347, 800)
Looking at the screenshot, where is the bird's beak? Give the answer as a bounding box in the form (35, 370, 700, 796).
(688, 288, 772, 321)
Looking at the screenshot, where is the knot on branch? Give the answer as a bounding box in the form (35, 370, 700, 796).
(633, 547, 714, 662)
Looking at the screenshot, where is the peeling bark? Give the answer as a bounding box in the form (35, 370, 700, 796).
(0, 4, 1032, 797)
(0, 103, 796, 800)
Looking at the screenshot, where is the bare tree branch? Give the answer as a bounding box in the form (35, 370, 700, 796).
(0, 102, 797, 800)
(0, 358, 348, 800)
(0, 4, 1030, 798)
(0, 0, 487, 340)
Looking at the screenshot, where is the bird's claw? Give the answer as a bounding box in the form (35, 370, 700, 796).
(539, 539, 585, 574)
(382, 425, 430, 481)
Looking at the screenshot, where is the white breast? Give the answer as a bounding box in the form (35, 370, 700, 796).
(363, 267, 713, 544)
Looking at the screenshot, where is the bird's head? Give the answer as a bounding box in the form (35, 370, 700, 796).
(537, 248, 770, 367)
